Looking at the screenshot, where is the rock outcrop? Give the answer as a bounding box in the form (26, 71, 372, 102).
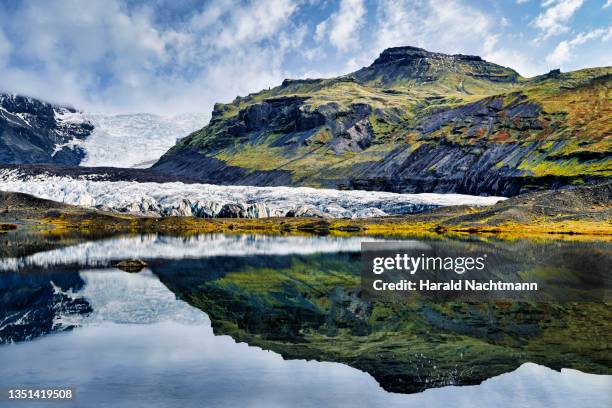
(352, 45, 520, 85)
(0, 94, 94, 165)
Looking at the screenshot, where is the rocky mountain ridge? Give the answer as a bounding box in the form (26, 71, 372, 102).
(153, 46, 611, 196)
(352, 46, 520, 85)
(0, 93, 94, 165)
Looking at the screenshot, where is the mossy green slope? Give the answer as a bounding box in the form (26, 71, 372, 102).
(153, 46, 611, 195)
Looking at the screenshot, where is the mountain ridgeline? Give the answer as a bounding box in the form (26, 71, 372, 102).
(153, 46, 611, 196)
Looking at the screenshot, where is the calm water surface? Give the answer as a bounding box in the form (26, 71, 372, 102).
(0, 233, 610, 408)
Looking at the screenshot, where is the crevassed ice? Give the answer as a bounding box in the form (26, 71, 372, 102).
(50, 110, 204, 167)
(0, 170, 506, 219)
(79, 112, 205, 168)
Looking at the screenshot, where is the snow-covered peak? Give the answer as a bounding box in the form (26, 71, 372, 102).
(0, 92, 93, 165)
(51, 108, 95, 157)
(1, 91, 205, 168)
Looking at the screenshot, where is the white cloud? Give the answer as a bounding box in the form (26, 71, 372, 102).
(545, 41, 572, 65)
(0, 0, 301, 116)
(482, 34, 544, 77)
(546, 27, 612, 65)
(604, 0, 612, 9)
(533, 0, 584, 40)
(516, 0, 530, 4)
(302, 46, 325, 62)
(327, 0, 366, 51)
(371, 0, 550, 77)
(373, 0, 493, 55)
(279, 24, 308, 51)
(213, 0, 298, 49)
(0, 29, 11, 67)
(0, 0, 168, 109)
(314, 20, 327, 43)
(488, 49, 544, 77)
(0, 0, 608, 118)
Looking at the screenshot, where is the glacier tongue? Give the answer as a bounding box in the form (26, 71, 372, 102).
(0, 169, 506, 219)
(79, 112, 205, 168)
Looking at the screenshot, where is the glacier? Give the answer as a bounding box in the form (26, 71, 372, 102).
(79, 112, 205, 168)
(0, 169, 506, 219)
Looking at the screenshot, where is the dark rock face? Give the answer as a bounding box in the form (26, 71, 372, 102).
(327, 103, 374, 153)
(416, 94, 541, 135)
(152, 151, 294, 186)
(239, 96, 319, 132)
(199, 96, 374, 154)
(0, 93, 94, 165)
(347, 96, 550, 195)
(153, 98, 380, 182)
(350, 143, 545, 196)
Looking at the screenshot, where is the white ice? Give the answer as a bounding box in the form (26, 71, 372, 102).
(0, 169, 506, 219)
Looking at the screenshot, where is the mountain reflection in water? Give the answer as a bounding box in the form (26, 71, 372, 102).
(0, 233, 610, 407)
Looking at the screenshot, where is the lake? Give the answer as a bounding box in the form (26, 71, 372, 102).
(0, 233, 610, 407)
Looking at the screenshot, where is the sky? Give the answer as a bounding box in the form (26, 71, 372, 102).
(0, 0, 610, 118)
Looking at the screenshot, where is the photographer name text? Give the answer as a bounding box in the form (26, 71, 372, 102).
(372, 279, 538, 291)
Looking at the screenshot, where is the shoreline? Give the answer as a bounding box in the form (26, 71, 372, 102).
(0, 180, 610, 241)
(2, 205, 610, 242)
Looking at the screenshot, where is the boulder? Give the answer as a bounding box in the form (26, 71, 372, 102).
(113, 259, 148, 273)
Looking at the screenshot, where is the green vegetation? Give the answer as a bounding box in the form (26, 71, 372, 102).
(159, 49, 611, 193)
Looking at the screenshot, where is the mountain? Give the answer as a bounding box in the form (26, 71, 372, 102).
(0, 93, 204, 168)
(0, 93, 94, 165)
(153, 46, 611, 196)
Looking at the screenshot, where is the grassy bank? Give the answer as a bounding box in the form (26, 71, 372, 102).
(15, 207, 612, 242)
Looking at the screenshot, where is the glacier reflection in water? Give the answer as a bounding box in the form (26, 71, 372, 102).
(0, 234, 416, 271)
(53, 269, 209, 328)
(0, 267, 610, 408)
